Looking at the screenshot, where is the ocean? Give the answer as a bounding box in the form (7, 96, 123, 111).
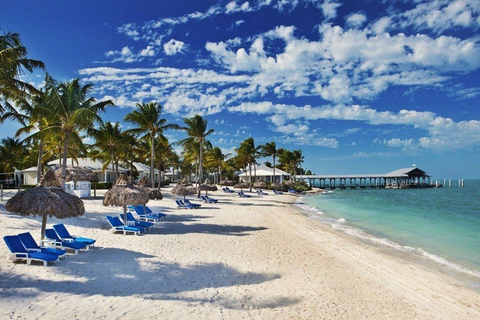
(296, 179, 480, 287)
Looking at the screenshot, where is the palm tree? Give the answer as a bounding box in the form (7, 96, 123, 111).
(292, 149, 304, 180)
(47, 77, 113, 187)
(206, 146, 229, 184)
(124, 102, 178, 187)
(261, 141, 278, 183)
(236, 137, 261, 191)
(179, 115, 214, 195)
(0, 137, 25, 186)
(89, 122, 124, 183)
(2, 76, 56, 183)
(0, 30, 45, 113)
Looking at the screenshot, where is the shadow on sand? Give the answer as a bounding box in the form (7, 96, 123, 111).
(0, 247, 299, 309)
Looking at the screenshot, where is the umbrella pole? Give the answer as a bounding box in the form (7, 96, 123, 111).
(40, 213, 48, 240)
(123, 205, 128, 225)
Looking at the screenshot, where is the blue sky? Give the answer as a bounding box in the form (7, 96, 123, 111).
(2, 0, 480, 179)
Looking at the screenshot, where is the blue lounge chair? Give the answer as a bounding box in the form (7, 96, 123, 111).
(18, 232, 67, 259)
(205, 195, 218, 202)
(43, 229, 88, 254)
(223, 187, 235, 193)
(273, 189, 283, 195)
(128, 205, 166, 221)
(126, 212, 154, 229)
(53, 224, 96, 248)
(238, 192, 251, 198)
(288, 188, 298, 194)
(106, 216, 142, 235)
(4, 235, 59, 266)
(256, 189, 268, 195)
(175, 199, 195, 209)
(184, 199, 201, 208)
(201, 195, 218, 203)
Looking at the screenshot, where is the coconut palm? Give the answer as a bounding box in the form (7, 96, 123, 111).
(124, 102, 178, 187)
(89, 122, 124, 183)
(206, 146, 229, 184)
(179, 115, 214, 195)
(236, 137, 261, 191)
(261, 141, 278, 183)
(0, 30, 45, 113)
(46, 77, 113, 187)
(2, 77, 55, 183)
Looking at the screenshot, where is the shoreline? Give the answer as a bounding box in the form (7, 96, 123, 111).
(1, 188, 480, 319)
(296, 190, 480, 291)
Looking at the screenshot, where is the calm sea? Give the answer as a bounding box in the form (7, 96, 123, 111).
(296, 179, 480, 285)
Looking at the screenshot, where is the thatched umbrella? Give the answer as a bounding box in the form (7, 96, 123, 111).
(234, 181, 248, 192)
(137, 176, 163, 200)
(54, 166, 99, 183)
(254, 180, 267, 188)
(103, 174, 149, 223)
(199, 179, 218, 195)
(220, 179, 233, 186)
(271, 182, 283, 190)
(171, 184, 197, 201)
(5, 170, 85, 239)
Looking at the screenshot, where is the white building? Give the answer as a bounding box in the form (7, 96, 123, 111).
(238, 164, 289, 183)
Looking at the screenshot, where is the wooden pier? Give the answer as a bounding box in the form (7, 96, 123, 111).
(299, 167, 434, 190)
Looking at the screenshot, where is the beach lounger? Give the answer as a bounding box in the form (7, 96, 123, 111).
(4, 235, 59, 266)
(273, 189, 283, 195)
(184, 199, 202, 208)
(106, 216, 142, 235)
(18, 232, 67, 259)
(175, 199, 196, 209)
(128, 205, 166, 220)
(256, 189, 268, 195)
(223, 187, 235, 193)
(53, 223, 96, 248)
(288, 188, 298, 194)
(124, 212, 154, 230)
(201, 195, 218, 203)
(43, 229, 88, 254)
(238, 192, 251, 198)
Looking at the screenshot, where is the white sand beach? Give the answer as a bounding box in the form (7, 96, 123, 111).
(1, 187, 479, 319)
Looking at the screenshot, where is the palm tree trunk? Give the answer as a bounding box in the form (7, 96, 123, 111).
(248, 162, 252, 192)
(151, 136, 155, 188)
(198, 142, 203, 197)
(110, 149, 115, 184)
(40, 213, 47, 240)
(61, 132, 70, 188)
(36, 140, 44, 186)
(273, 155, 276, 183)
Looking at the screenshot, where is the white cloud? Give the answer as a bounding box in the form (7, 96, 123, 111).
(321, 0, 341, 21)
(163, 39, 186, 55)
(104, 45, 158, 63)
(346, 13, 367, 28)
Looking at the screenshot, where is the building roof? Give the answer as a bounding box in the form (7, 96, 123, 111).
(132, 162, 160, 174)
(48, 158, 128, 172)
(238, 164, 289, 177)
(384, 167, 427, 177)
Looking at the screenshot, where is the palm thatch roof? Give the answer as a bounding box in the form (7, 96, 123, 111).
(5, 169, 85, 239)
(146, 187, 163, 200)
(137, 176, 152, 188)
(253, 180, 267, 188)
(54, 166, 99, 183)
(219, 179, 233, 186)
(103, 174, 149, 207)
(171, 184, 197, 199)
(199, 179, 218, 192)
(6, 187, 85, 218)
(39, 169, 61, 188)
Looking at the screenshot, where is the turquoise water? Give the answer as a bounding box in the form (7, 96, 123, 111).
(298, 180, 480, 279)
